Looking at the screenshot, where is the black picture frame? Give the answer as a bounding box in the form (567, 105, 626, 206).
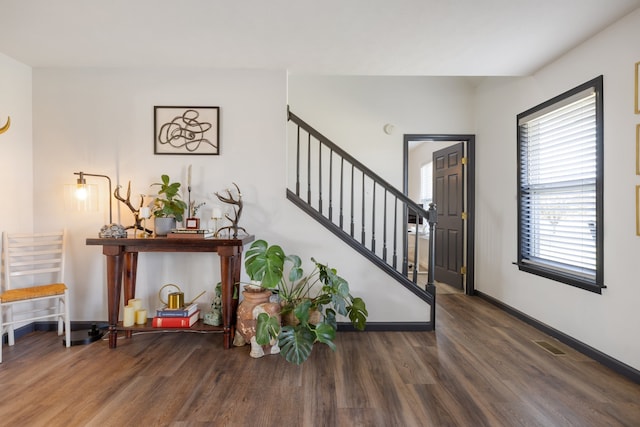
(154, 106, 220, 155)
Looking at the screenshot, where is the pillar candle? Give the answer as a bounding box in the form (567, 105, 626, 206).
(135, 309, 147, 325)
(123, 305, 135, 327)
(128, 298, 142, 310)
(139, 207, 151, 219)
(212, 206, 223, 219)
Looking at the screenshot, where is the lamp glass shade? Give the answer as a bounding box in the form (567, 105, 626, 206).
(64, 183, 98, 212)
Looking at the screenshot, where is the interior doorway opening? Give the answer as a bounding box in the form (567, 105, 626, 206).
(403, 134, 475, 296)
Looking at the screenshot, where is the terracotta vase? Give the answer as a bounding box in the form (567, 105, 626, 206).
(235, 287, 281, 358)
(236, 287, 272, 342)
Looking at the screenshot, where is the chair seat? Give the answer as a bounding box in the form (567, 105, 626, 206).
(0, 283, 67, 303)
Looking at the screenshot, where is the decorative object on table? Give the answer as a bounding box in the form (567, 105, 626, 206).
(158, 283, 206, 310)
(139, 205, 152, 238)
(156, 302, 199, 318)
(151, 174, 188, 235)
(113, 182, 153, 236)
(184, 164, 205, 229)
(167, 228, 215, 239)
(154, 106, 220, 155)
(243, 239, 368, 365)
(123, 298, 147, 326)
(214, 183, 247, 238)
(203, 282, 223, 326)
(0, 115, 10, 135)
(73, 171, 124, 237)
(152, 310, 200, 328)
(233, 285, 281, 358)
(98, 223, 127, 238)
(186, 202, 205, 229)
(210, 205, 223, 235)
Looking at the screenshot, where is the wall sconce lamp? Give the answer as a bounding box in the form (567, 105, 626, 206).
(74, 172, 113, 224)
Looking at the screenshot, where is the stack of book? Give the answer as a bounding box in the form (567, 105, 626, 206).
(152, 303, 200, 328)
(167, 228, 215, 239)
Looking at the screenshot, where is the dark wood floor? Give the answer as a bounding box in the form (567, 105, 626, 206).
(1, 293, 639, 426)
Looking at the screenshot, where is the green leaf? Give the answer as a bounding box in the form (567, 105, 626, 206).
(287, 255, 303, 283)
(324, 308, 337, 330)
(244, 240, 286, 288)
(347, 297, 368, 331)
(293, 299, 312, 325)
(278, 325, 315, 365)
(255, 312, 281, 346)
(313, 322, 336, 350)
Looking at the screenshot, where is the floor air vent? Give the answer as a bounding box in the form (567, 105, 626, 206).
(534, 340, 566, 355)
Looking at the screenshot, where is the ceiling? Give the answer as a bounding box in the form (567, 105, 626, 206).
(1, 0, 638, 76)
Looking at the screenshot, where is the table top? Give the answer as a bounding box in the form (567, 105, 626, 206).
(86, 234, 255, 252)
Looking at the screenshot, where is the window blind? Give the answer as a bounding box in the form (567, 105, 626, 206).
(517, 78, 602, 291)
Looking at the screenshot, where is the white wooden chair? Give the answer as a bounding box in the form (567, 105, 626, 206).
(0, 230, 71, 363)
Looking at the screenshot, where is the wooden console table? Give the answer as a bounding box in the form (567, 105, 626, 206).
(86, 235, 254, 349)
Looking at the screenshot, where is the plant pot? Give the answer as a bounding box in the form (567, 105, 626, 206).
(236, 287, 281, 358)
(154, 217, 176, 236)
(281, 301, 323, 326)
(236, 288, 272, 342)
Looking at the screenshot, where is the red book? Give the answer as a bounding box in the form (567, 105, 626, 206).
(152, 310, 200, 328)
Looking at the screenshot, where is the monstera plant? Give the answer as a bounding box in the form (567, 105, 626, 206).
(244, 239, 368, 365)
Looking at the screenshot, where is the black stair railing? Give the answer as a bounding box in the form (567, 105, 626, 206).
(287, 109, 436, 327)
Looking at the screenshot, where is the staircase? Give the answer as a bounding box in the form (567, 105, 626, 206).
(286, 109, 436, 329)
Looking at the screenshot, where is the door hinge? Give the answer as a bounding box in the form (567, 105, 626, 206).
(461, 212, 467, 220)
(461, 266, 467, 275)
(461, 157, 467, 165)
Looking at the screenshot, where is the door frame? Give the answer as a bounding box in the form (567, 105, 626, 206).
(403, 134, 475, 296)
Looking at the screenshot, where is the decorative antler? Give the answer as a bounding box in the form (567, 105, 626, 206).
(114, 182, 152, 235)
(214, 182, 247, 238)
(114, 182, 142, 213)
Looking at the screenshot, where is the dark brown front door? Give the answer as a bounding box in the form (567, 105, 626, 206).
(433, 142, 464, 288)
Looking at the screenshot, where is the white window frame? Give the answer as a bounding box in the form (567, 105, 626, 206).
(517, 76, 604, 293)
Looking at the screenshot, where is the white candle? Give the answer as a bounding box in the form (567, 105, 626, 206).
(139, 207, 151, 219)
(212, 206, 223, 219)
(128, 298, 142, 310)
(135, 309, 147, 325)
(187, 164, 192, 187)
(123, 305, 135, 327)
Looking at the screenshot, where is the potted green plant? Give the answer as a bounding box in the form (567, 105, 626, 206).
(151, 174, 188, 235)
(243, 239, 368, 364)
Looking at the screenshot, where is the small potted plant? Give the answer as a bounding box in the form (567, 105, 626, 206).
(243, 239, 368, 364)
(151, 174, 188, 235)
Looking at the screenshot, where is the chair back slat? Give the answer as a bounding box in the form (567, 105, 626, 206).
(2, 231, 66, 292)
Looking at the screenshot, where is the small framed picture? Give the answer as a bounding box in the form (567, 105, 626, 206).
(154, 106, 220, 155)
(185, 218, 200, 229)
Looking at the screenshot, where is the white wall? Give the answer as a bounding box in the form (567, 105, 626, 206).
(0, 53, 33, 233)
(474, 9, 640, 370)
(30, 68, 429, 324)
(289, 76, 476, 187)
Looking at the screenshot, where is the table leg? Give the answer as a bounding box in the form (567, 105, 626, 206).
(104, 246, 125, 349)
(123, 252, 139, 337)
(219, 246, 240, 349)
